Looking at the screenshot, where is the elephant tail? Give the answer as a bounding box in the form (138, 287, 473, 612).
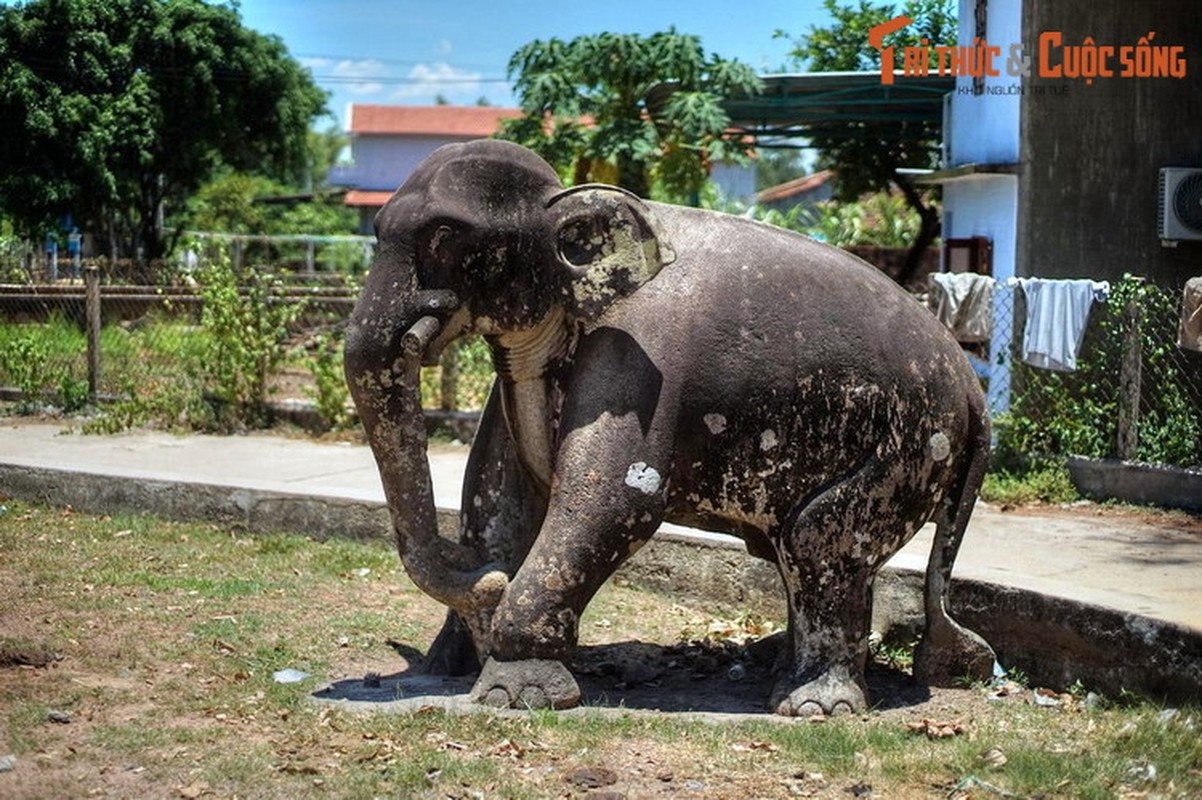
(913, 393, 996, 685)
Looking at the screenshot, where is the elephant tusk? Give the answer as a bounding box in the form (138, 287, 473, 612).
(401, 315, 442, 360)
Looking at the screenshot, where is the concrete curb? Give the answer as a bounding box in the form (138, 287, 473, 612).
(1068, 456, 1202, 512)
(3, 461, 1199, 705)
(0, 463, 394, 541)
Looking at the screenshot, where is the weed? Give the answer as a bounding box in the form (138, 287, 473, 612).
(1005, 666, 1031, 687)
(981, 460, 1079, 505)
(0, 317, 89, 411)
(303, 331, 351, 430)
(871, 638, 916, 672)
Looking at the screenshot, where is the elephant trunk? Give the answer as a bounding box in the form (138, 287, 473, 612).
(345, 293, 507, 614)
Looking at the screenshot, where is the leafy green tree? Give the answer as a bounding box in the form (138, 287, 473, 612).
(0, 0, 326, 262)
(306, 122, 349, 192)
(778, 0, 955, 283)
(184, 171, 354, 238)
(755, 149, 807, 190)
(500, 29, 762, 201)
(272, 198, 356, 238)
(185, 173, 285, 236)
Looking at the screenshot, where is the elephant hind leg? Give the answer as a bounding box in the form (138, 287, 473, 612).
(913, 407, 996, 686)
(422, 609, 481, 675)
(769, 458, 900, 717)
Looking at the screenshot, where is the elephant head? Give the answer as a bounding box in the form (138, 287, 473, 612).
(344, 139, 674, 618)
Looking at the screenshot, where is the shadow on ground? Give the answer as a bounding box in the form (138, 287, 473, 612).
(313, 637, 931, 718)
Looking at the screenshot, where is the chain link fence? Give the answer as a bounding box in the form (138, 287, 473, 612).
(934, 276, 1202, 471)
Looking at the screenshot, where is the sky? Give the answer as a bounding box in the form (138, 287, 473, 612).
(236, 0, 837, 127)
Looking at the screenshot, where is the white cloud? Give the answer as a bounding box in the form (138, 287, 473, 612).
(299, 56, 332, 71)
(390, 62, 482, 101)
(333, 58, 390, 96)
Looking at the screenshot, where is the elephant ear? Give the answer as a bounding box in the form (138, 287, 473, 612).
(547, 184, 676, 321)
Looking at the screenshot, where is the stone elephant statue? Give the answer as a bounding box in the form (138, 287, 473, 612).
(344, 139, 995, 716)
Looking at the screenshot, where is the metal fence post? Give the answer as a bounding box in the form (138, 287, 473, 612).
(85, 264, 101, 400)
(1117, 289, 1143, 460)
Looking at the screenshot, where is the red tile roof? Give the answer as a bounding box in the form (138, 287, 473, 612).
(349, 104, 524, 137)
(756, 170, 834, 204)
(344, 190, 396, 207)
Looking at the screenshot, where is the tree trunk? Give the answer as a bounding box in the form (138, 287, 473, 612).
(893, 173, 940, 288)
(616, 157, 650, 199)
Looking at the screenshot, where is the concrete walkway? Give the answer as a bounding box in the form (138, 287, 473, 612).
(1, 421, 1200, 634)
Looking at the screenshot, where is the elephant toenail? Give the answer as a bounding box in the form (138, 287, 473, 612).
(482, 687, 511, 708)
(518, 686, 549, 708)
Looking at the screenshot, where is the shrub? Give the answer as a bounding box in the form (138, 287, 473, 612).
(195, 256, 304, 429)
(997, 276, 1202, 470)
(981, 461, 1079, 506)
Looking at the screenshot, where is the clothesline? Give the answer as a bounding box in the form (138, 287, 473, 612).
(927, 273, 1201, 372)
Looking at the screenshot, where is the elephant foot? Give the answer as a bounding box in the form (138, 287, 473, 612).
(771, 668, 867, 717)
(913, 618, 996, 687)
(469, 657, 581, 710)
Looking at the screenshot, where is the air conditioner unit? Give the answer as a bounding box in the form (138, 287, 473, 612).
(1159, 167, 1202, 241)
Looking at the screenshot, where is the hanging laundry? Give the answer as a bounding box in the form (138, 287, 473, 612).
(928, 272, 995, 343)
(1017, 278, 1110, 371)
(1179, 276, 1202, 353)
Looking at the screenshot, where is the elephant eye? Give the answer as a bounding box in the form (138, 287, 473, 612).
(557, 218, 605, 267)
(425, 223, 456, 258)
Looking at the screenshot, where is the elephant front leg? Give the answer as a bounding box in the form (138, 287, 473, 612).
(468, 508, 661, 709)
(469, 429, 670, 708)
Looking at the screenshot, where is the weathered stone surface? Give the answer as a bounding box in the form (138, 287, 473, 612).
(470, 657, 581, 710)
